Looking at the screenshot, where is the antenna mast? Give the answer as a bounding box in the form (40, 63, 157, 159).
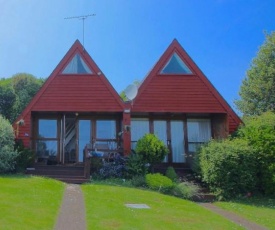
(64, 14, 96, 50)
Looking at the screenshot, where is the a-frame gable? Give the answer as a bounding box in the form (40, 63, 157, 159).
(133, 39, 241, 129)
(14, 40, 124, 123)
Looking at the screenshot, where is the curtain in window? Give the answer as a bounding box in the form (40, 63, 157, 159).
(154, 120, 168, 162)
(187, 119, 211, 152)
(171, 121, 185, 163)
(131, 119, 149, 149)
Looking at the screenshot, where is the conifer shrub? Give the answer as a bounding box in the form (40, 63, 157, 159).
(198, 138, 257, 199)
(14, 139, 35, 172)
(125, 150, 148, 177)
(165, 166, 178, 182)
(145, 173, 174, 193)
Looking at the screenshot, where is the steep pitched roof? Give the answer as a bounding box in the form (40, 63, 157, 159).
(132, 39, 241, 129)
(15, 40, 124, 120)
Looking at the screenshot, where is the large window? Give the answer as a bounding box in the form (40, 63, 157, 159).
(37, 119, 58, 158)
(131, 118, 149, 149)
(187, 119, 211, 152)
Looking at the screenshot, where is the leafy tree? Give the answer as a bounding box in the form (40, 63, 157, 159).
(0, 73, 44, 122)
(235, 31, 275, 116)
(0, 85, 16, 121)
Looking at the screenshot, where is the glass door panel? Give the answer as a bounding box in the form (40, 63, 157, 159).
(171, 121, 185, 163)
(64, 117, 76, 163)
(78, 120, 91, 162)
(153, 120, 168, 162)
(131, 119, 149, 149)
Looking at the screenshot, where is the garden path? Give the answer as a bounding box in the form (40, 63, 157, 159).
(199, 203, 268, 230)
(54, 184, 86, 230)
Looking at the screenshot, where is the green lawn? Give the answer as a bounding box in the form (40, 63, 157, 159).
(0, 175, 65, 230)
(82, 184, 244, 230)
(215, 197, 275, 229)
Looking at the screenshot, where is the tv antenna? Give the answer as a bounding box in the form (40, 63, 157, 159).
(64, 14, 96, 50)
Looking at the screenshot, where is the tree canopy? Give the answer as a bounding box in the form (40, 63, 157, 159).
(235, 31, 275, 116)
(0, 73, 44, 123)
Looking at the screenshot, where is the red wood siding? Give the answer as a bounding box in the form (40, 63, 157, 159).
(32, 75, 123, 112)
(14, 111, 32, 147)
(133, 76, 225, 113)
(228, 113, 240, 134)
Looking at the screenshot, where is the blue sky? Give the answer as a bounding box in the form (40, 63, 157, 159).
(1, 0, 275, 112)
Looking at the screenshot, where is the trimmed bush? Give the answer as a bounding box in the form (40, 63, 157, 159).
(0, 115, 18, 173)
(237, 112, 275, 195)
(165, 166, 178, 182)
(135, 134, 169, 170)
(172, 182, 200, 200)
(145, 173, 173, 193)
(199, 138, 257, 199)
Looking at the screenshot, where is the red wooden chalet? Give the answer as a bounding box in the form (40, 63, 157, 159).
(129, 39, 241, 167)
(13, 39, 241, 181)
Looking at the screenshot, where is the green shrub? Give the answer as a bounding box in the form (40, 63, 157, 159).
(131, 175, 146, 188)
(172, 181, 200, 200)
(165, 166, 178, 182)
(198, 138, 257, 199)
(14, 139, 35, 172)
(238, 112, 275, 195)
(135, 133, 169, 171)
(0, 115, 18, 173)
(145, 173, 174, 193)
(125, 151, 148, 177)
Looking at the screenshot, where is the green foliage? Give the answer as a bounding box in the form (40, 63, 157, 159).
(0, 85, 16, 121)
(145, 173, 174, 193)
(0, 73, 44, 122)
(125, 151, 148, 177)
(165, 166, 178, 182)
(135, 133, 169, 167)
(235, 31, 275, 116)
(0, 115, 18, 173)
(172, 181, 200, 200)
(237, 112, 275, 195)
(198, 138, 257, 199)
(130, 175, 146, 187)
(14, 139, 35, 172)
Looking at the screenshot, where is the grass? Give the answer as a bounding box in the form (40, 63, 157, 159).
(215, 197, 275, 229)
(0, 175, 65, 230)
(82, 184, 245, 230)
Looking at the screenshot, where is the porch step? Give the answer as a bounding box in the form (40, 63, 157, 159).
(26, 164, 90, 184)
